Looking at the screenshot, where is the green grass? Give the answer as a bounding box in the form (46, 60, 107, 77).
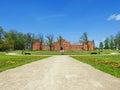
(71, 55, 120, 77)
(6, 49, 120, 55)
(0, 54, 49, 72)
(98, 49, 120, 54)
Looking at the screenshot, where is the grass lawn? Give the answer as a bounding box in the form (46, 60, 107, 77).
(0, 54, 49, 72)
(71, 55, 120, 77)
(7, 49, 120, 55)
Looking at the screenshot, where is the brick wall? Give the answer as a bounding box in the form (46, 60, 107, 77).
(32, 40, 94, 51)
(71, 45, 83, 50)
(83, 42, 94, 50)
(53, 39, 71, 50)
(32, 41, 40, 50)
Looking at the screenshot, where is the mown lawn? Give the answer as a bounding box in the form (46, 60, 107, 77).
(7, 50, 120, 55)
(7, 50, 92, 55)
(0, 54, 49, 72)
(72, 55, 120, 77)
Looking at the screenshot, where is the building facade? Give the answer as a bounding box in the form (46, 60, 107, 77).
(32, 39, 94, 50)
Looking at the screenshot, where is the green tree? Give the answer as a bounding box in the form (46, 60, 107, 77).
(104, 37, 109, 49)
(4, 32, 15, 50)
(24, 33, 34, 50)
(9, 30, 18, 50)
(109, 35, 114, 50)
(14, 33, 25, 50)
(99, 42, 103, 50)
(46, 34, 54, 51)
(115, 32, 120, 50)
(0, 26, 4, 44)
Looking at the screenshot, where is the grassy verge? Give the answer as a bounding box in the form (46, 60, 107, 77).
(71, 55, 120, 77)
(0, 55, 49, 72)
(6, 49, 120, 55)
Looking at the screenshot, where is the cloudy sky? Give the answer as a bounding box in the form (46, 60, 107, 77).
(0, 0, 120, 44)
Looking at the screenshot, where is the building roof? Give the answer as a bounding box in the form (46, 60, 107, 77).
(70, 42, 83, 45)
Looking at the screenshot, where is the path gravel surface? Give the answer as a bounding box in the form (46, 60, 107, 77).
(0, 55, 120, 90)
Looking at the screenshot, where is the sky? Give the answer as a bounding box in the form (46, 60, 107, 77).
(0, 0, 120, 46)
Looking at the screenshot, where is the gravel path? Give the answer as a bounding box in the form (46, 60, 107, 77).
(0, 55, 120, 90)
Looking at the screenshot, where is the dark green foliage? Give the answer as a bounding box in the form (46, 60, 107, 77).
(109, 35, 114, 50)
(0, 26, 36, 51)
(104, 37, 109, 49)
(115, 32, 120, 50)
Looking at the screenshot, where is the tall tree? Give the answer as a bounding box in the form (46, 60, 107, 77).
(109, 35, 114, 50)
(115, 32, 120, 50)
(0, 27, 5, 51)
(4, 32, 14, 50)
(99, 42, 103, 50)
(9, 30, 18, 50)
(92, 40, 95, 48)
(24, 33, 34, 50)
(38, 34, 44, 50)
(46, 34, 54, 51)
(14, 33, 25, 50)
(104, 37, 109, 49)
(0, 26, 4, 44)
(80, 32, 89, 50)
(57, 35, 63, 49)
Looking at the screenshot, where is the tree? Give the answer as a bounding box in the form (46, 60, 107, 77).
(4, 32, 14, 50)
(46, 34, 54, 51)
(57, 35, 63, 49)
(115, 32, 120, 50)
(92, 40, 95, 48)
(0, 26, 4, 44)
(24, 33, 34, 50)
(9, 30, 18, 50)
(38, 34, 44, 50)
(114, 37, 117, 50)
(99, 42, 103, 50)
(80, 32, 89, 50)
(104, 37, 109, 49)
(14, 33, 25, 50)
(0, 27, 6, 51)
(109, 35, 114, 50)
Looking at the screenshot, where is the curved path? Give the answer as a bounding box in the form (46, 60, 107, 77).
(0, 55, 120, 90)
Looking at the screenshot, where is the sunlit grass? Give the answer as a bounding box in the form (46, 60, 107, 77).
(72, 55, 120, 77)
(6, 49, 120, 55)
(0, 55, 49, 72)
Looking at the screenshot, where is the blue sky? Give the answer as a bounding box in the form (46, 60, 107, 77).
(0, 0, 120, 45)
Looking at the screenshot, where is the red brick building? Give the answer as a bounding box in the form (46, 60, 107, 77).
(32, 39, 94, 50)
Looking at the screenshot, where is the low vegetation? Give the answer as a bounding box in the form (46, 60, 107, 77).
(0, 54, 49, 72)
(72, 55, 120, 77)
(6, 49, 120, 55)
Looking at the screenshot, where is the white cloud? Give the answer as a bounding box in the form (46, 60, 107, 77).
(108, 14, 120, 21)
(37, 14, 65, 20)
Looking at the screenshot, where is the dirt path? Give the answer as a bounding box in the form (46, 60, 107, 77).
(0, 55, 120, 90)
